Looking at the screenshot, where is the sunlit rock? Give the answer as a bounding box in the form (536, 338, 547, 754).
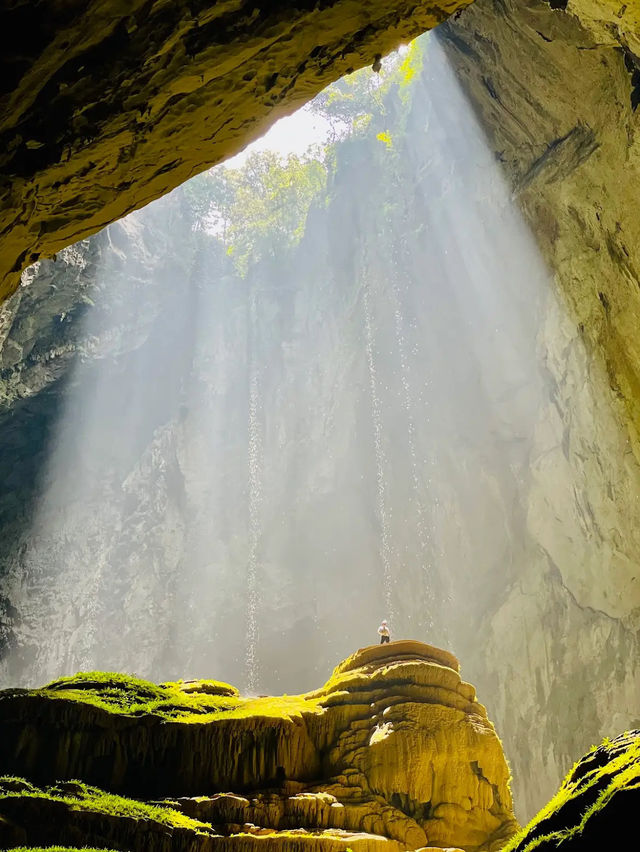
(0, 641, 518, 851)
(3, 14, 640, 837)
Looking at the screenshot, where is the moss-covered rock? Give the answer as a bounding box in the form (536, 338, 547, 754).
(7, 848, 117, 852)
(0, 642, 517, 852)
(502, 730, 640, 851)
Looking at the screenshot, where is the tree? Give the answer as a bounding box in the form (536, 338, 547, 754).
(183, 151, 328, 274)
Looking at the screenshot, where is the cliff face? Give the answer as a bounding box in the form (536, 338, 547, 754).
(437, 0, 640, 819)
(441, 0, 640, 458)
(0, 0, 473, 300)
(1, 44, 555, 700)
(0, 642, 518, 852)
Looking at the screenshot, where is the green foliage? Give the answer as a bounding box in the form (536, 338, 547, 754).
(397, 40, 425, 105)
(0, 777, 211, 832)
(185, 151, 328, 274)
(375, 131, 393, 149)
(180, 37, 431, 273)
(310, 40, 426, 137)
(40, 671, 240, 720)
(36, 670, 321, 723)
(310, 66, 384, 135)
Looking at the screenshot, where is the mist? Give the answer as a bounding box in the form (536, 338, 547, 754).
(0, 35, 554, 696)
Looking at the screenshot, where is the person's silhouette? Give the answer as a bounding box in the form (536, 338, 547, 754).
(378, 620, 390, 644)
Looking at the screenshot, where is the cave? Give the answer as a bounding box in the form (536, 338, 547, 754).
(1, 0, 640, 848)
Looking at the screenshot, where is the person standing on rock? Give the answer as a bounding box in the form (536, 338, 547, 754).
(378, 620, 390, 644)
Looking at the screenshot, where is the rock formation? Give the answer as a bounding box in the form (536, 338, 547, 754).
(0, 641, 518, 852)
(440, 0, 640, 458)
(503, 730, 640, 851)
(0, 0, 472, 300)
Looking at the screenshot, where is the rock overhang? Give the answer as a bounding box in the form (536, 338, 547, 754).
(0, 0, 474, 300)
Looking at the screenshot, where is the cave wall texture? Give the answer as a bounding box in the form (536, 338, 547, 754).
(439, 0, 640, 819)
(0, 0, 472, 302)
(442, 0, 640, 460)
(2, 27, 640, 824)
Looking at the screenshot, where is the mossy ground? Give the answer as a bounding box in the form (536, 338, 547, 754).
(39, 671, 320, 723)
(0, 776, 212, 832)
(502, 731, 640, 851)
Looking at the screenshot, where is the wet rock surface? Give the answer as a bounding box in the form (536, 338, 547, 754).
(0, 642, 518, 852)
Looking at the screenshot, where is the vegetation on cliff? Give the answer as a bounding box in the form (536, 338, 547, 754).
(0, 777, 211, 831)
(503, 730, 640, 851)
(2, 0, 475, 299)
(183, 40, 423, 274)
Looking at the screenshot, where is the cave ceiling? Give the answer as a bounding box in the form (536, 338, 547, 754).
(0, 0, 474, 301)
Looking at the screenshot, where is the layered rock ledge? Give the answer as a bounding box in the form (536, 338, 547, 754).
(0, 640, 518, 851)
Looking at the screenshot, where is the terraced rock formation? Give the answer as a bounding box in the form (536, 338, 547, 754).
(0, 641, 518, 851)
(0, 0, 472, 300)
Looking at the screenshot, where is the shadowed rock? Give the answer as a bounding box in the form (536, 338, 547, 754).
(503, 730, 640, 851)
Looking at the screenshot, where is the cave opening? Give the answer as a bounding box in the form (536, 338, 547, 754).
(2, 1, 640, 832)
(0, 32, 558, 808)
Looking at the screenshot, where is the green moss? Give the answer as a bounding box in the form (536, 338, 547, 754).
(502, 731, 640, 852)
(0, 776, 212, 832)
(40, 671, 240, 720)
(37, 671, 321, 724)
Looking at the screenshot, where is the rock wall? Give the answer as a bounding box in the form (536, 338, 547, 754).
(438, 0, 640, 819)
(504, 729, 640, 851)
(0, 41, 557, 709)
(441, 0, 640, 458)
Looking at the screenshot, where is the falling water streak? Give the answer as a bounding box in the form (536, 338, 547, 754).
(388, 254, 435, 634)
(79, 564, 103, 671)
(245, 289, 263, 693)
(362, 270, 395, 626)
